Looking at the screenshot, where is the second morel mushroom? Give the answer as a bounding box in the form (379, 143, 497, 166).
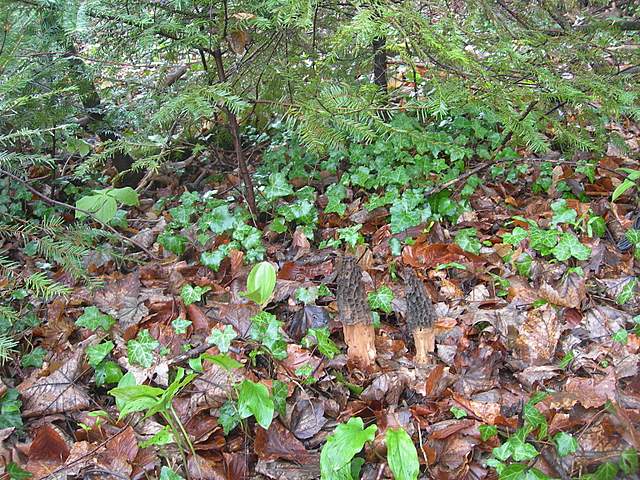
(404, 267, 436, 364)
(336, 256, 377, 368)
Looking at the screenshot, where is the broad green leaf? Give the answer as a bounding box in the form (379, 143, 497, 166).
(21, 346, 46, 368)
(206, 204, 238, 234)
(180, 284, 211, 306)
(389, 190, 431, 234)
(529, 227, 558, 256)
(559, 350, 574, 369)
(86, 341, 114, 368)
(107, 187, 139, 206)
(590, 462, 618, 480)
(127, 329, 159, 368)
(242, 262, 277, 305)
(271, 380, 288, 418)
(612, 178, 636, 202)
(237, 380, 274, 429)
(94, 360, 123, 386)
(523, 402, 548, 440)
(201, 353, 243, 371)
(320, 417, 377, 479)
(206, 325, 237, 353)
(368, 286, 394, 314)
(6, 462, 32, 480)
(386, 427, 419, 480)
(550, 199, 577, 226)
(76, 193, 117, 223)
(296, 286, 320, 305)
(498, 463, 527, 480)
(76, 306, 115, 332)
(338, 225, 363, 249)
(553, 432, 578, 457)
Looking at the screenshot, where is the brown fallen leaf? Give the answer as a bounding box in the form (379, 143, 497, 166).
(288, 397, 327, 440)
(255, 420, 315, 463)
(515, 305, 560, 366)
(564, 369, 617, 409)
(93, 271, 148, 329)
(18, 347, 91, 418)
(539, 272, 586, 308)
(255, 459, 320, 480)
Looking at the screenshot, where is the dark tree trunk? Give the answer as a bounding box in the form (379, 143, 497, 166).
(372, 37, 388, 92)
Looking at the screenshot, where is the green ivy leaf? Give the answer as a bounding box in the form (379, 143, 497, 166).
(76, 306, 115, 332)
(127, 329, 159, 368)
(250, 312, 288, 360)
(502, 227, 529, 245)
(455, 228, 482, 254)
(338, 225, 363, 249)
(237, 380, 274, 429)
(320, 417, 377, 479)
(620, 447, 639, 475)
(21, 346, 46, 368)
(87, 341, 114, 368)
(6, 462, 32, 480)
(617, 277, 638, 305)
(296, 286, 320, 305)
(206, 204, 238, 234)
(172, 318, 192, 335)
(368, 286, 394, 314)
(0, 389, 23, 429)
(264, 172, 294, 201)
(218, 400, 241, 435)
(523, 402, 548, 440)
(450, 406, 468, 419)
(159, 466, 184, 480)
(272, 380, 288, 418)
(389, 190, 431, 234)
(206, 325, 237, 353)
(612, 328, 629, 345)
(551, 232, 591, 261)
(550, 199, 577, 226)
(553, 432, 578, 457)
(386, 427, 419, 480)
(480, 424, 498, 441)
(590, 462, 618, 480)
(158, 231, 188, 255)
(180, 284, 211, 306)
(529, 227, 558, 256)
(325, 183, 347, 216)
(201, 243, 233, 272)
(303, 327, 340, 360)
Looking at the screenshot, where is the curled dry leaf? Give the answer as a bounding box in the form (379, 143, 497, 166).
(289, 397, 327, 440)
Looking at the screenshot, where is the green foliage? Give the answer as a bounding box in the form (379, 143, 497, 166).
(86, 341, 114, 368)
(455, 228, 482, 254)
(368, 286, 394, 314)
(159, 466, 184, 480)
(236, 380, 274, 430)
(241, 262, 277, 306)
(180, 284, 211, 306)
(450, 406, 468, 419)
(6, 462, 32, 480)
(75, 187, 139, 224)
(320, 417, 377, 480)
(206, 325, 237, 353)
(612, 169, 640, 202)
(76, 306, 115, 332)
(0, 389, 23, 429)
(386, 427, 420, 480)
(303, 327, 340, 360)
(249, 312, 288, 360)
(21, 346, 46, 368)
(616, 277, 638, 305)
(553, 432, 578, 457)
(480, 425, 498, 441)
(218, 400, 242, 436)
(127, 329, 160, 368)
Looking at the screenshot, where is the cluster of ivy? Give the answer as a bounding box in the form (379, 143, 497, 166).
(157, 190, 265, 269)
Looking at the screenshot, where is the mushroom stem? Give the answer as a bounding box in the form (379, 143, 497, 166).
(413, 326, 435, 364)
(343, 322, 377, 367)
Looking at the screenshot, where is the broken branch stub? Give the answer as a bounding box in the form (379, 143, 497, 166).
(404, 267, 436, 364)
(336, 256, 377, 368)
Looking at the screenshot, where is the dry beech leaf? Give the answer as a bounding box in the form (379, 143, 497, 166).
(93, 271, 148, 328)
(539, 273, 586, 309)
(289, 397, 327, 440)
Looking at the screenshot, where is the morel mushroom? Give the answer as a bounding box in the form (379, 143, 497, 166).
(404, 267, 436, 364)
(336, 256, 377, 368)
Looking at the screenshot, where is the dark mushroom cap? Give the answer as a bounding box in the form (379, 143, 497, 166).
(403, 267, 435, 331)
(336, 256, 372, 326)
